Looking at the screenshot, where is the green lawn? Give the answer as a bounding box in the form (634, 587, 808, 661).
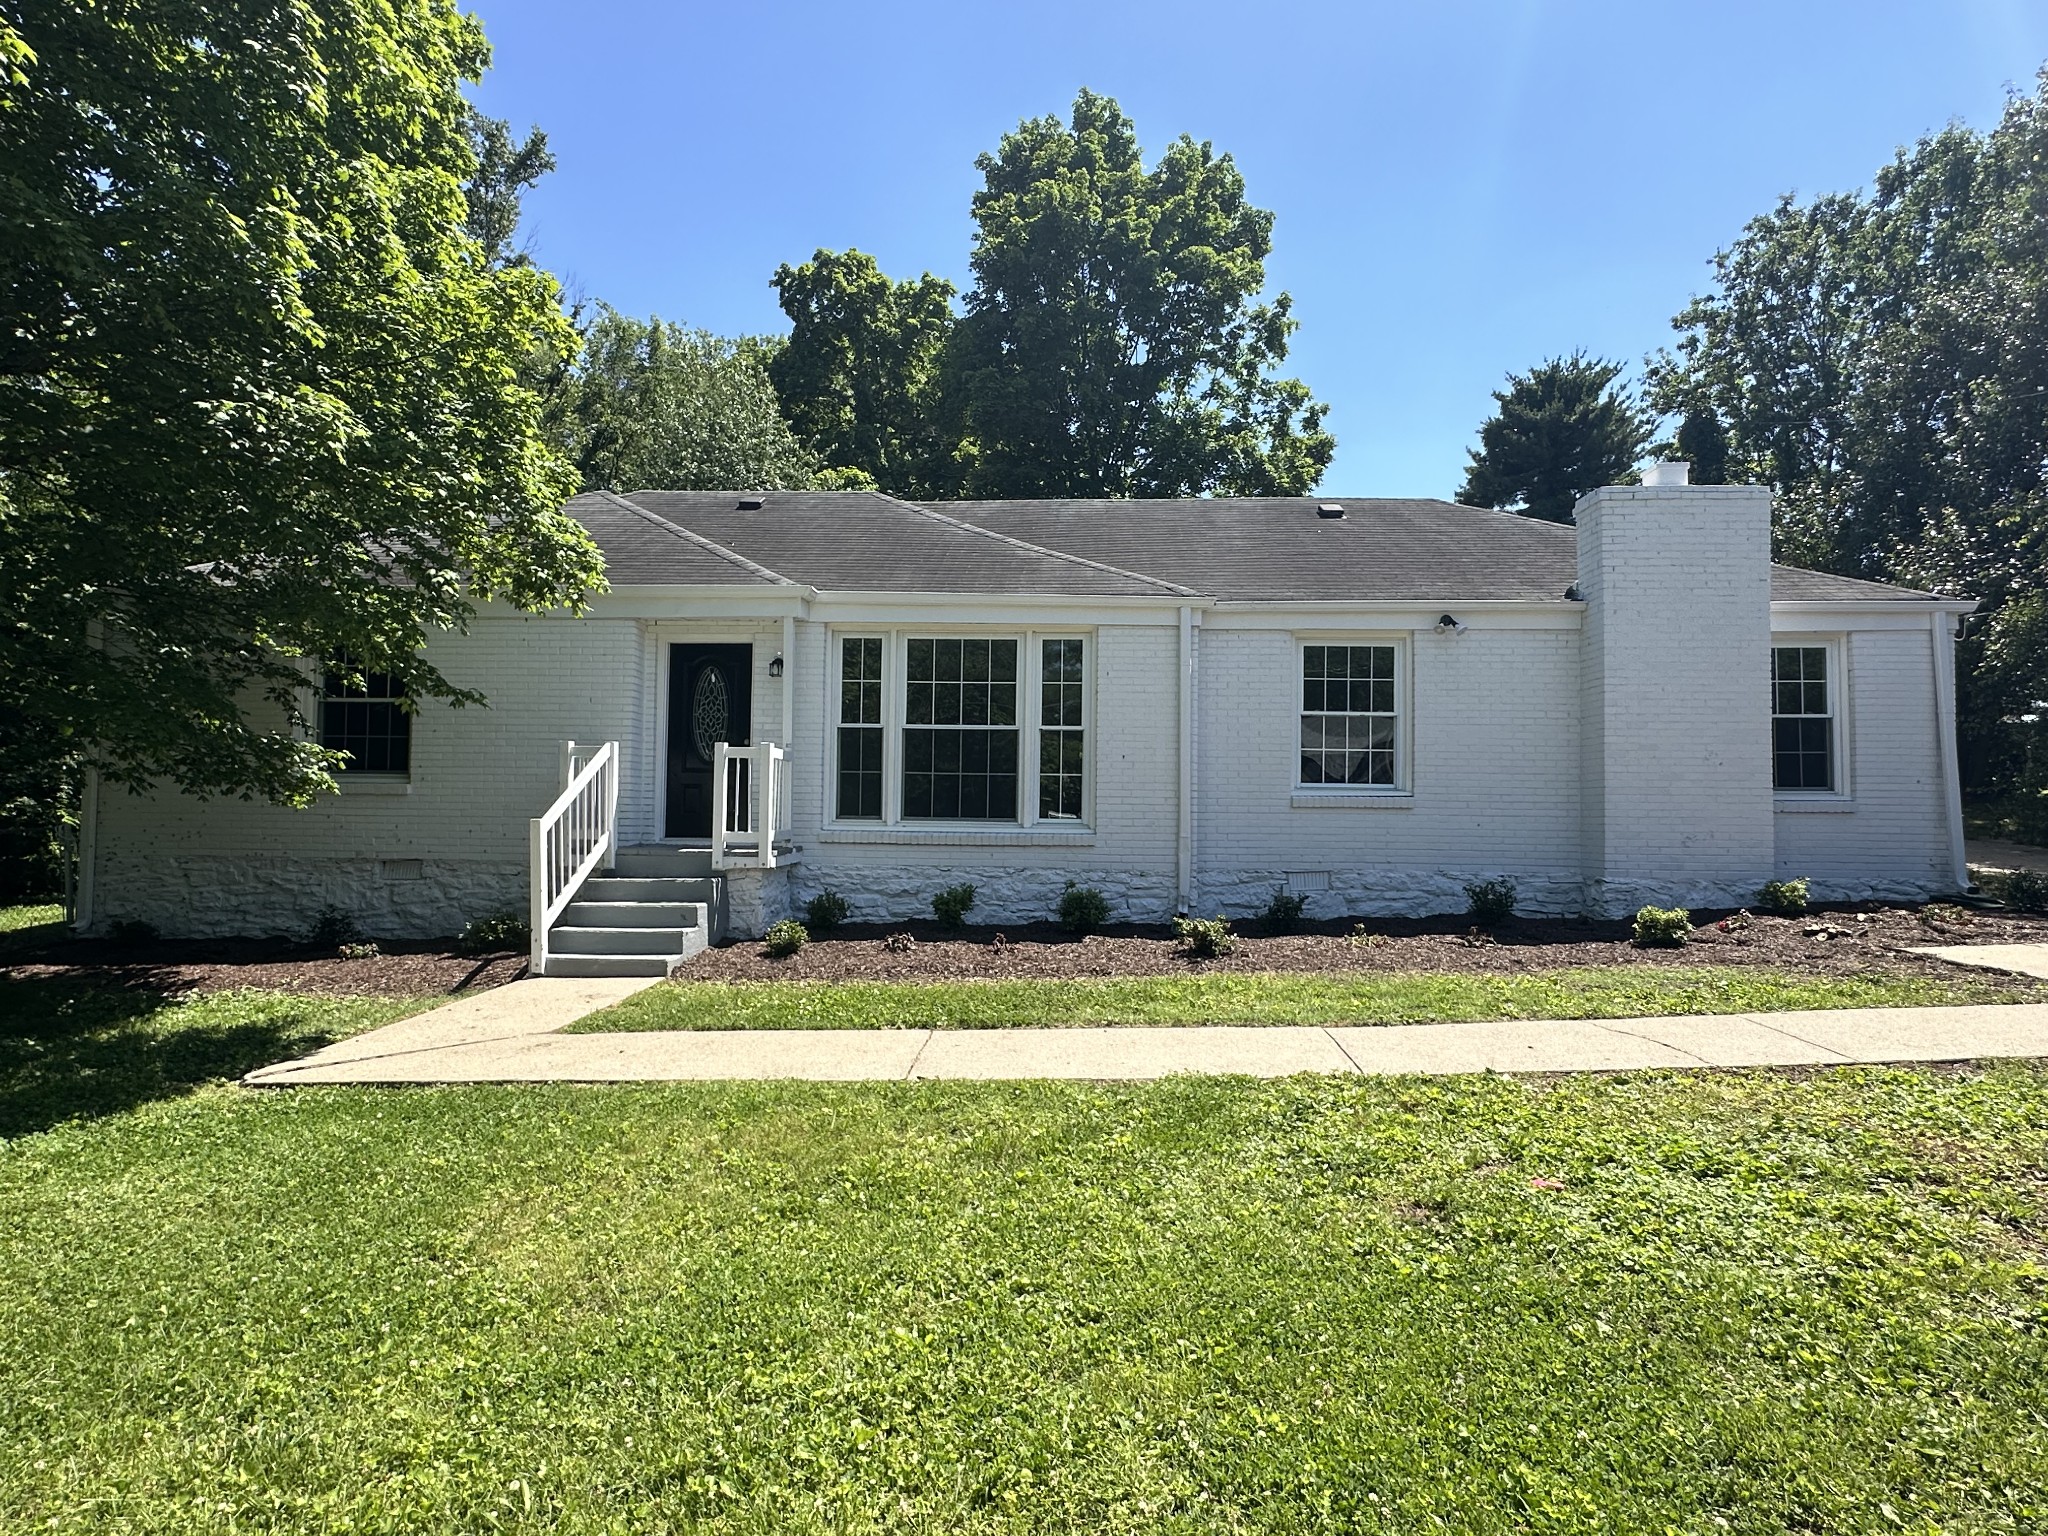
(0, 976, 424, 1139)
(0, 900, 66, 955)
(1, 974, 2046, 1531)
(572, 965, 2033, 1032)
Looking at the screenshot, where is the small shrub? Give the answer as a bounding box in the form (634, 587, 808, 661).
(1993, 868, 2048, 913)
(1347, 922, 1388, 949)
(1261, 886, 1307, 932)
(306, 905, 364, 949)
(1758, 878, 1810, 916)
(1632, 905, 1691, 947)
(932, 883, 976, 929)
(458, 909, 530, 954)
(337, 941, 381, 961)
(1464, 878, 1517, 927)
(1172, 914, 1235, 959)
(883, 931, 917, 953)
(764, 920, 808, 957)
(1058, 881, 1110, 935)
(107, 918, 158, 946)
(805, 889, 851, 931)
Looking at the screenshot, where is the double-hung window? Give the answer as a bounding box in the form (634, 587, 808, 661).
(1299, 643, 1398, 787)
(904, 638, 1019, 820)
(320, 655, 411, 774)
(1039, 638, 1086, 818)
(831, 633, 1089, 826)
(836, 637, 885, 818)
(1771, 644, 1835, 791)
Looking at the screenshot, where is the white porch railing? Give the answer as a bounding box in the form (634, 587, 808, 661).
(529, 739, 620, 975)
(712, 741, 788, 870)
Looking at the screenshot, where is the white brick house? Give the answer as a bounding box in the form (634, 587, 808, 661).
(79, 471, 1976, 973)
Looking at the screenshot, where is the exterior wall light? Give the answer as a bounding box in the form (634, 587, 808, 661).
(768, 654, 784, 678)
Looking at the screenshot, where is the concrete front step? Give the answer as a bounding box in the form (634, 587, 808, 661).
(561, 899, 706, 930)
(578, 875, 717, 904)
(612, 845, 716, 878)
(551, 924, 697, 956)
(543, 951, 694, 979)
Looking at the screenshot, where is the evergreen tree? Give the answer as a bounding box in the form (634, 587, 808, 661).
(1456, 354, 1652, 522)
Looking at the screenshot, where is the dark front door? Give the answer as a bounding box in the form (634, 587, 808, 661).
(666, 644, 752, 838)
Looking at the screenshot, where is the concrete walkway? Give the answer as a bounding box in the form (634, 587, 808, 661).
(1969, 837, 2048, 876)
(246, 984, 2048, 1086)
(1911, 943, 2048, 981)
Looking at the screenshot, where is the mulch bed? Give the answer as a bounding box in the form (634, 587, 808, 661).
(682, 902, 2048, 985)
(0, 934, 528, 1000)
(4, 901, 2043, 998)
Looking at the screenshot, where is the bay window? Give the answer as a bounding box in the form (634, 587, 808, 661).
(831, 632, 1089, 827)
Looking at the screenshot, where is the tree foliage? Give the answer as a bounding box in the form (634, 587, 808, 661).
(0, 0, 599, 807)
(1456, 353, 1653, 522)
(462, 108, 554, 269)
(954, 91, 1332, 498)
(559, 308, 819, 493)
(769, 92, 1334, 500)
(1650, 70, 2048, 789)
(769, 250, 959, 497)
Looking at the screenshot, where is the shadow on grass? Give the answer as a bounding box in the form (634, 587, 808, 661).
(0, 974, 347, 1140)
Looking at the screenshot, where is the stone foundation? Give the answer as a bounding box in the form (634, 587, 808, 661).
(785, 864, 1178, 930)
(1193, 867, 1589, 922)
(93, 853, 525, 940)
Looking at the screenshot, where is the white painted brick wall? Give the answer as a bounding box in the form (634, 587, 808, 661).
(1578, 485, 1778, 915)
(1193, 623, 1584, 917)
(93, 616, 645, 935)
(1772, 625, 1954, 900)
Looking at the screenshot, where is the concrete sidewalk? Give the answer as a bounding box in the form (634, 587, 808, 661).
(246, 989, 2048, 1086)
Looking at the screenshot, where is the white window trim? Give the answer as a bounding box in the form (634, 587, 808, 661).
(1771, 633, 1853, 805)
(823, 626, 1096, 834)
(1291, 634, 1411, 799)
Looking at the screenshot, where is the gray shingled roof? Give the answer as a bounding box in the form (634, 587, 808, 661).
(569, 489, 1948, 604)
(609, 491, 1193, 597)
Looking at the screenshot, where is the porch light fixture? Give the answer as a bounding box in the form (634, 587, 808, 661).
(1435, 614, 1466, 634)
(769, 654, 784, 678)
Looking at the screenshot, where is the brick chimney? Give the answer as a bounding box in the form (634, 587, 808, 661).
(1576, 473, 1776, 916)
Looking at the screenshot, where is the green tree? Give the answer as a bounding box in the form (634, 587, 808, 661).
(462, 108, 554, 269)
(949, 90, 1333, 498)
(560, 308, 819, 493)
(1650, 70, 2048, 791)
(0, 0, 599, 808)
(1456, 353, 1653, 522)
(769, 249, 960, 496)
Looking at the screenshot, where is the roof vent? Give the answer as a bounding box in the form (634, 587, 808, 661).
(736, 495, 766, 510)
(1316, 502, 1346, 519)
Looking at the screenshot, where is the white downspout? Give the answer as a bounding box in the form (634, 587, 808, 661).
(780, 613, 796, 749)
(1177, 604, 1195, 915)
(1930, 610, 1970, 891)
(73, 768, 99, 933)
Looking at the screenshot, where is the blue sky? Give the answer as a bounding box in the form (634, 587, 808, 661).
(469, 0, 2048, 498)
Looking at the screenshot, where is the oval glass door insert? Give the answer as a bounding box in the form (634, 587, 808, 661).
(692, 664, 730, 760)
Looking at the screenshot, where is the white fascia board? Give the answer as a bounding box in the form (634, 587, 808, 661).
(1203, 600, 1583, 632)
(1771, 598, 1976, 629)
